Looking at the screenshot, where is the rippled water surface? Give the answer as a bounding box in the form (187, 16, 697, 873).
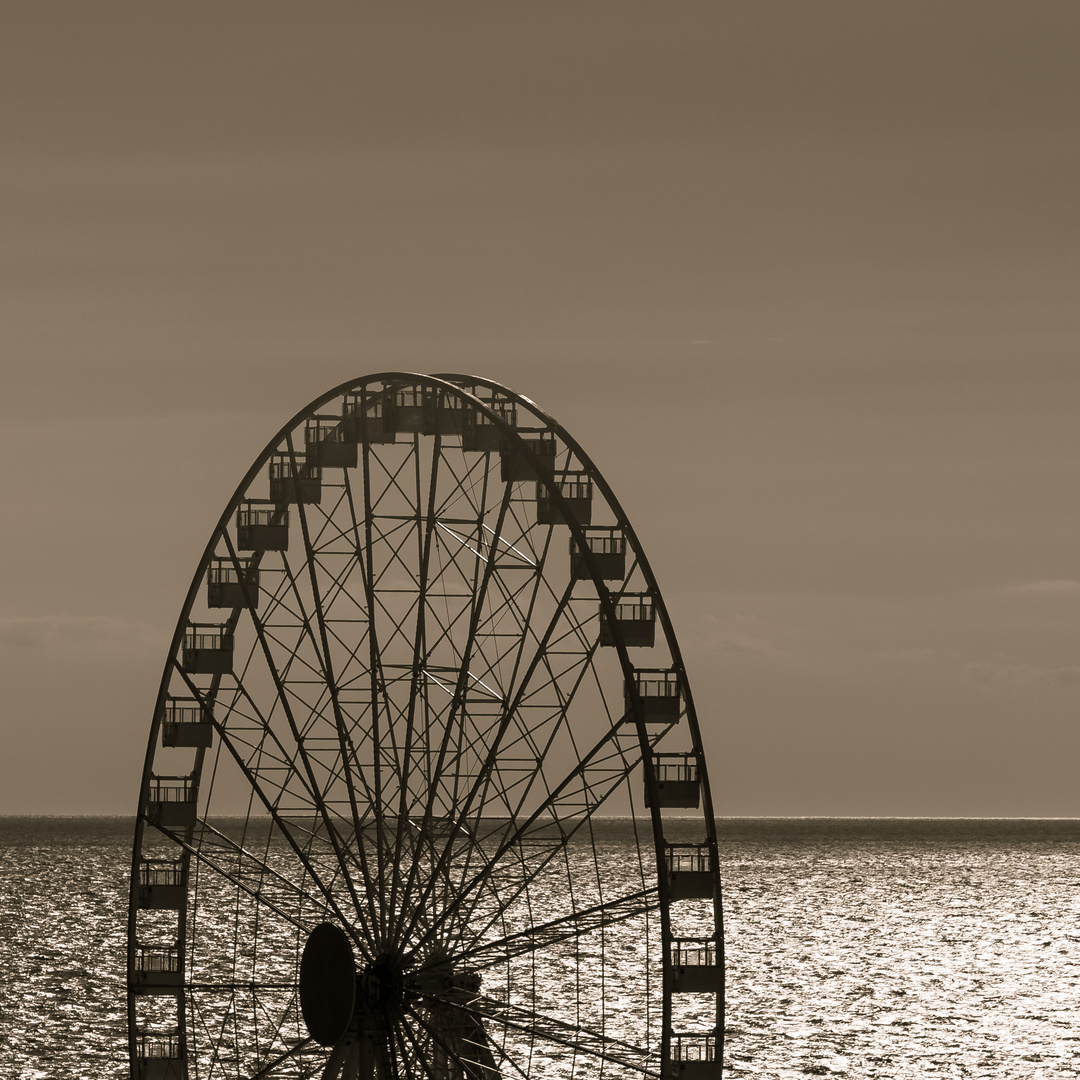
(721, 819, 1080, 1079)
(1, 817, 1078, 1078)
(0, 818, 130, 1078)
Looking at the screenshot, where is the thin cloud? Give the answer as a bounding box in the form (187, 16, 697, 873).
(962, 659, 1080, 695)
(875, 647, 940, 663)
(715, 630, 782, 656)
(0, 614, 167, 655)
(689, 612, 784, 657)
(1049, 666, 1080, 687)
(992, 580, 1080, 599)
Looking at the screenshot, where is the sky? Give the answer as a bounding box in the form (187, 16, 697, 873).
(2, 2, 1079, 816)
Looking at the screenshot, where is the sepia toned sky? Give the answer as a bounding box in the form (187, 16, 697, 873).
(2, 2, 1079, 815)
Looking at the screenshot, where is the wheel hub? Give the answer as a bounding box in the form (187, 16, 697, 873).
(360, 954, 405, 1012)
(300, 925, 480, 1048)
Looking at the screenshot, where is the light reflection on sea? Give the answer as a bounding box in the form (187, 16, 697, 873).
(0, 817, 131, 1078)
(1, 817, 1078, 1078)
(721, 818, 1080, 1079)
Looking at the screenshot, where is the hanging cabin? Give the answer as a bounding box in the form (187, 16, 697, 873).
(461, 399, 517, 452)
(305, 414, 357, 469)
(664, 842, 716, 901)
(626, 667, 681, 720)
(134, 1035, 186, 1080)
(381, 386, 465, 437)
(600, 594, 655, 648)
(160, 698, 213, 748)
(182, 624, 232, 675)
(536, 475, 593, 526)
(267, 454, 321, 504)
(341, 391, 396, 444)
(206, 557, 259, 610)
(145, 775, 197, 830)
(668, 1033, 721, 1079)
(132, 946, 182, 994)
(236, 501, 288, 551)
(501, 435, 557, 483)
(646, 752, 701, 809)
(667, 938, 723, 993)
(136, 859, 186, 910)
(570, 527, 626, 581)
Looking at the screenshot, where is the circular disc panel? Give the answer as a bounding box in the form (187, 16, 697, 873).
(299, 922, 356, 1047)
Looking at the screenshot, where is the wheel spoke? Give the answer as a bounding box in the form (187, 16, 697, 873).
(460, 886, 660, 967)
(287, 432, 385, 947)
(470, 996, 657, 1077)
(250, 1036, 316, 1079)
(233, 553, 374, 940)
(386, 427, 446, 947)
(409, 718, 649, 956)
(170, 660, 365, 940)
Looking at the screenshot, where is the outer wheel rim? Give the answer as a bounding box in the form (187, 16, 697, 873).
(127, 374, 724, 1079)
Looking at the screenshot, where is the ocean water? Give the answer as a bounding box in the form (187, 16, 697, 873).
(718, 819, 1080, 1078)
(0, 817, 131, 1079)
(1, 817, 1078, 1078)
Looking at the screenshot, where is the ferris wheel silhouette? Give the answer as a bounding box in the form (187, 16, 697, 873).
(127, 373, 723, 1079)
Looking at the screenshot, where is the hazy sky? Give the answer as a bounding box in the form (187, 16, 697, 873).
(2, 3, 1079, 815)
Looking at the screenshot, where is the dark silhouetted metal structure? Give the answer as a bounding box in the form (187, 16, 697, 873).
(128, 374, 723, 1079)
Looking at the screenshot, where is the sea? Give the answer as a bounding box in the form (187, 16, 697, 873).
(1, 817, 1077, 1079)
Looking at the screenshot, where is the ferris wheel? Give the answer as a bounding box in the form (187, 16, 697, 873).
(127, 374, 723, 1080)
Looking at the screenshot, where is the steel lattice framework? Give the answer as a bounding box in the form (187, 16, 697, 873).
(127, 374, 724, 1080)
